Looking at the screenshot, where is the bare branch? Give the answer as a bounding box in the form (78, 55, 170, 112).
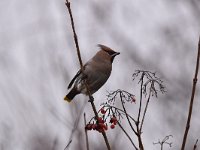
(110, 109, 138, 150)
(140, 88, 151, 131)
(181, 36, 200, 150)
(119, 92, 138, 135)
(65, 1, 111, 149)
(137, 72, 144, 124)
(65, 0, 83, 68)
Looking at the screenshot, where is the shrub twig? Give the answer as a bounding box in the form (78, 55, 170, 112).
(153, 135, 173, 150)
(181, 37, 200, 150)
(110, 109, 138, 150)
(119, 92, 138, 135)
(136, 72, 145, 150)
(140, 88, 151, 131)
(65, 1, 111, 149)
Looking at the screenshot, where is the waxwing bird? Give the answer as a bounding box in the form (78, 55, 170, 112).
(64, 44, 120, 102)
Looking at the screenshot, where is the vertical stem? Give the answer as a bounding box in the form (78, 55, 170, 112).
(140, 86, 152, 131)
(119, 92, 137, 135)
(65, 0, 83, 69)
(161, 144, 163, 150)
(137, 73, 144, 123)
(137, 73, 144, 150)
(84, 113, 89, 150)
(119, 92, 143, 149)
(65, 1, 111, 150)
(181, 37, 200, 150)
(193, 139, 198, 150)
(136, 125, 144, 150)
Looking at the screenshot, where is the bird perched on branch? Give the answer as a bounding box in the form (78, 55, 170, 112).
(64, 44, 120, 102)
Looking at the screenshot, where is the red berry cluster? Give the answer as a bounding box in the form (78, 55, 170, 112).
(85, 117, 108, 133)
(85, 108, 118, 132)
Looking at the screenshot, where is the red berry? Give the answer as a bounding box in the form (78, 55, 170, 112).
(110, 117, 117, 123)
(100, 108, 106, 114)
(110, 124, 115, 129)
(99, 123, 105, 129)
(85, 124, 92, 130)
(92, 124, 97, 130)
(113, 121, 117, 125)
(131, 96, 136, 103)
(112, 117, 117, 122)
(97, 128, 104, 133)
(97, 117, 104, 123)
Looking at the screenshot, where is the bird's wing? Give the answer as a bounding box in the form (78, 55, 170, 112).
(67, 64, 89, 89)
(67, 70, 81, 89)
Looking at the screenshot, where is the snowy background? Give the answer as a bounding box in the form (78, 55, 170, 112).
(0, 0, 200, 149)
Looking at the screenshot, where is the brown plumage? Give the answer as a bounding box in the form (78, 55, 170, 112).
(64, 44, 120, 102)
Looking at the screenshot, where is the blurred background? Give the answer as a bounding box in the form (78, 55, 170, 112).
(0, 0, 200, 149)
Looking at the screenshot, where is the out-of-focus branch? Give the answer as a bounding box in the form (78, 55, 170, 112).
(181, 37, 200, 150)
(193, 139, 198, 150)
(65, 1, 111, 150)
(64, 102, 87, 150)
(84, 113, 89, 150)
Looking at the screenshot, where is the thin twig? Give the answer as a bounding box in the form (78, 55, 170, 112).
(64, 102, 87, 150)
(106, 104, 137, 123)
(193, 139, 198, 150)
(137, 73, 144, 123)
(119, 92, 137, 135)
(110, 109, 138, 149)
(181, 37, 200, 150)
(117, 121, 138, 150)
(64, 140, 72, 150)
(84, 113, 89, 150)
(140, 86, 152, 131)
(65, 1, 111, 149)
(153, 135, 173, 150)
(65, 0, 83, 68)
(136, 73, 144, 150)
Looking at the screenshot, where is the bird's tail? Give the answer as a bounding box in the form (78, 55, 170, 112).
(64, 88, 80, 102)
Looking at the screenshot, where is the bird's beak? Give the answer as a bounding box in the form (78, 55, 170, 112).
(112, 52, 120, 57)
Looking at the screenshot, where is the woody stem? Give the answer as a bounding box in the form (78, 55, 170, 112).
(65, 1, 111, 150)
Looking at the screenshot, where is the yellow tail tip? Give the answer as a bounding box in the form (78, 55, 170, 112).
(64, 96, 72, 102)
